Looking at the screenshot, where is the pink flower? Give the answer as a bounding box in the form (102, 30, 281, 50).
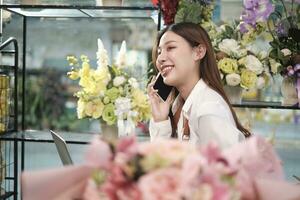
(116, 137, 138, 158)
(138, 168, 182, 200)
(82, 179, 102, 200)
(200, 142, 226, 164)
(223, 136, 284, 180)
(138, 139, 195, 166)
(85, 136, 112, 170)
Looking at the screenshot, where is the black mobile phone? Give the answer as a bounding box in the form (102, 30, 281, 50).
(153, 74, 173, 101)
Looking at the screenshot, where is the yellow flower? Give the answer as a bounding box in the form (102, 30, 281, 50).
(218, 58, 238, 74)
(105, 87, 120, 102)
(131, 89, 151, 122)
(94, 66, 111, 84)
(77, 99, 86, 119)
(67, 70, 79, 80)
(80, 55, 90, 63)
(84, 81, 106, 96)
(103, 96, 110, 104)
(79, 76, 92, 88)
(85, 99, 104, 119)
(131, 89, 149, 109)
(240, 70, 257, 89)
(102, 104, 117, 125)
(67, 55, 78, 66)
(80, 62, 91, 77)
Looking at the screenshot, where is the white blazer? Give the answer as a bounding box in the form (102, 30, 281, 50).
(149, 79, 245, 150)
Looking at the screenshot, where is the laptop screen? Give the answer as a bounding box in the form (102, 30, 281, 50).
(50, 130, 73, 166)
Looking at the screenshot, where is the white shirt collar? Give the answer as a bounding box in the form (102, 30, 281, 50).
(182, 79, 207, 115)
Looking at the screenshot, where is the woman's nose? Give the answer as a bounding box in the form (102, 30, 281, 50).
(157, 52, 167, 64)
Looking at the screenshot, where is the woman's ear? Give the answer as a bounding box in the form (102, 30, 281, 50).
(192, 45, 206, 61)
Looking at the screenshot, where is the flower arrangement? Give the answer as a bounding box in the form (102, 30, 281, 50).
(175, 0, 215, 26)
(21, 136, 300, 200)
(214, 23, 271, 90)
(80, 135, 290, 200)
(267, 0, 300, 78)
(67, 39, 151, 135)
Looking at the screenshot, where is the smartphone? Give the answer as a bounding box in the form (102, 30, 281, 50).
(153, 73, 173, 101)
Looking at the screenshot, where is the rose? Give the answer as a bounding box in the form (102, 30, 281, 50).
(239, 55, 263, 74)
(218, 39, 240, 55)
(128, 78, 139, 88)
(102, 103, 117, 125)
(138, 168, 182, 200)
(281, 48, 292, 56)
(105, 87, 120, 102)
(225, 73, 241, 86)
(240, 70, 257, 89)
(113, 76, 126, 87)
(85, 99, 104, 119)
(218, 58, 238, 74)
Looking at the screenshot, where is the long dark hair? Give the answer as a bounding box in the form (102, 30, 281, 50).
(152, 22, 251, 138)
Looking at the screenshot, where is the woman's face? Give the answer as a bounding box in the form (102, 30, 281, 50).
(156, 31, 201, 87)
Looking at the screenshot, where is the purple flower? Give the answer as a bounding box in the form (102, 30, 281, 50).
(240, 0, 274, 32)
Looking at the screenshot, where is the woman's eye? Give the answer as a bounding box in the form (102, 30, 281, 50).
(167, 46, 176, 51)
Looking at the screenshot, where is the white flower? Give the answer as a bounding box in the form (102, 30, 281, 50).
(269, 58, 281, 74)
(114, 97, 131, 117)
(225, 73, 241, 86)
(128, 78, 139, 88)
(240, 55, 264, 75)
(256, 76, 266, 89)
(97, 38, 109, 68)
(218, 39, 242, 57)
(113, 76, 126, 87)
(281, 48, 292, 56)
(116, 41, 127, 69)
(220, 73, 224, 80)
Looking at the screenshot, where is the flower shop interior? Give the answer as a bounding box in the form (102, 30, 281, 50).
(0, 0, 300, 199)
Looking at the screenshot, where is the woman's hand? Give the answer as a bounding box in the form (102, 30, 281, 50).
(147, 76, 175, 122)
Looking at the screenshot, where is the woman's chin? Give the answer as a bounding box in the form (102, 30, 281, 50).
(163, 77, 175, 86)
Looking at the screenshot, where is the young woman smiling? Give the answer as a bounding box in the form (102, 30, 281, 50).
(148, 22, 251, 149)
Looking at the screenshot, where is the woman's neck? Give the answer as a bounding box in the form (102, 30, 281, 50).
(177, 76, 200, 100)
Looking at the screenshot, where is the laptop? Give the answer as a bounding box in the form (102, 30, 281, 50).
(50, 130, 73, 166)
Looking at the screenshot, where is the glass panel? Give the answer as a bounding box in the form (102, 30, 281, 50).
(81, 9, 157, 18)
(7, 8, 88, 17)
(3, 0, 154, 7)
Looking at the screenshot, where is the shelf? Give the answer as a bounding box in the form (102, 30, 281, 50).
(232, 100, 300, 110)
(0, 50, 16, 54)
(0, 4, 158, 18)
(0, 130, 150, 144)
(0, 64, 17, 68)
(0, 191, 15, 199)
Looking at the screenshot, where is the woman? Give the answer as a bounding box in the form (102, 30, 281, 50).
(148, 22, 251, 149)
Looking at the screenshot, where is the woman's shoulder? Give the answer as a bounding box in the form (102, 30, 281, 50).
(193, 87, 232, 119)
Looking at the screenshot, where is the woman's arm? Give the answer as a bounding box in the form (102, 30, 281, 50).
(149, 118, 172, 141)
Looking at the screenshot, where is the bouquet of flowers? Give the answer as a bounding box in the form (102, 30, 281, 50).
(21, 135, 300, 200)
(267, 0, 300, 78)
(67, 39, 151, 136)
(214, 22, 271, 90)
